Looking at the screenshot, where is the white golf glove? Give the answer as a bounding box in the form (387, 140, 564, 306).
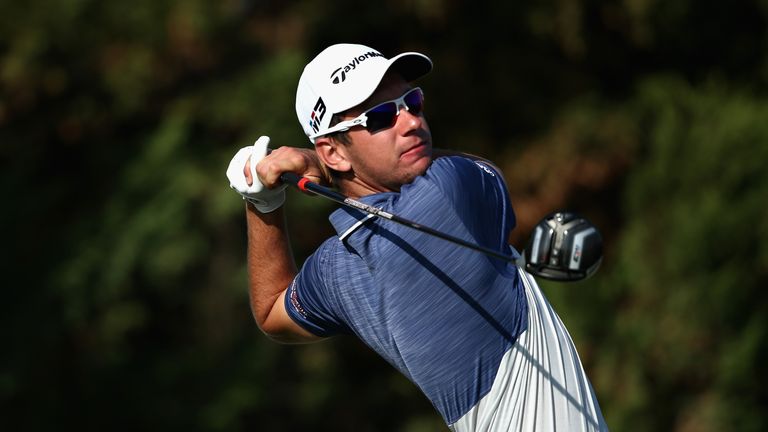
(226, 136, 287, 213)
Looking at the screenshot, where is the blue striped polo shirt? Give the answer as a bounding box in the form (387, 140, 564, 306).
(285, 156, 528, 424)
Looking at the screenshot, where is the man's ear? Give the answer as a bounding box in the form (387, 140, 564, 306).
(315, 136, 352, 173)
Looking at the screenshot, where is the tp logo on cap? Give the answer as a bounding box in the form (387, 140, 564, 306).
(330, 68, 346, 84)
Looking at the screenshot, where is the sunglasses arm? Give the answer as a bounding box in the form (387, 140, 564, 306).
(309, 115, 368, 140)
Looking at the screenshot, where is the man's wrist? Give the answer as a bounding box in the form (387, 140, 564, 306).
(244, 188, 286, 213)
(246, 199, 285, 218)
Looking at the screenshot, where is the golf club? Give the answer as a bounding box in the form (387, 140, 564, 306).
(279, 172, 602, 281)
(280, 172, 515, 262)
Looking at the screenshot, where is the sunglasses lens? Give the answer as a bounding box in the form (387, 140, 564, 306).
(404, 88, 424, 114)
(365, 102, 398, 133)
(362, 88, 425, 133)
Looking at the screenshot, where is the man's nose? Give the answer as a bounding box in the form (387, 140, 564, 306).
(395, 102, 423, 130)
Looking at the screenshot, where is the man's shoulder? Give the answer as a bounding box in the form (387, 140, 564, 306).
(429, 154, 472, 169)
(313, 235, 346, 260)
(419, 156, 502, 194)
(296, 236, 343, 294)
(308, 232, 369, 269)
(428, 155, 500, 176)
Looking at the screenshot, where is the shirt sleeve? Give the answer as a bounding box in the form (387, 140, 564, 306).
(283, 240, 351, 337)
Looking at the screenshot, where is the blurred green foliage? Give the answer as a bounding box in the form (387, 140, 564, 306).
(1, 0, 766, 431)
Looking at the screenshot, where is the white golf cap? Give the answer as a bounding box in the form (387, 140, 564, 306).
(295, 43, 432, 143)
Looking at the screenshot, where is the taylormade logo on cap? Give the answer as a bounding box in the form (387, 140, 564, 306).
(330, 51, 385, 84)
(295, 43, 433, 143)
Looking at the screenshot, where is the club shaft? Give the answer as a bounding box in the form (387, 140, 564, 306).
(279, 172, 515, 263)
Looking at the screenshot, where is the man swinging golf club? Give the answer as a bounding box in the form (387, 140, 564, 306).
(226, 43, 608, 431)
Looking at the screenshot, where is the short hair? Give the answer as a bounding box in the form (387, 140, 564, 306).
(327, 113, 352, 146)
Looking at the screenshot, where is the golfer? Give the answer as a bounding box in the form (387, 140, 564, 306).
(227, 43, 608, 431)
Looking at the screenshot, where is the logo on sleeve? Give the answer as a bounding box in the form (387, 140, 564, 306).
(289, 280, 308, 318)
(475, 161, 496, 177)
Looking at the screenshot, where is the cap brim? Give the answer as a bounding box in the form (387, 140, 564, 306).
(335, 52, 432, 115)
(389, 52, 433, 82)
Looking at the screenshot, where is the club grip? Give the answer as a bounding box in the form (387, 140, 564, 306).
(279, 171, 302, 185)
(279, 172, 312, 192)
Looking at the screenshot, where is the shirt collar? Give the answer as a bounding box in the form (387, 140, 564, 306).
(328, 192, 397, 242)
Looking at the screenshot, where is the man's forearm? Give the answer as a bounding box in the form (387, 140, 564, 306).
(245, 202, 297, 331)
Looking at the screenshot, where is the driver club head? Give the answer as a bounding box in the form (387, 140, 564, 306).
(521, 211, 603, 282)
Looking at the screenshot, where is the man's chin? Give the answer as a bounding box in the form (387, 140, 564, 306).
(402, 157, 432, 184)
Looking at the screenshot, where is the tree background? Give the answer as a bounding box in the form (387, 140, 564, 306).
(2, 0, 767, 430)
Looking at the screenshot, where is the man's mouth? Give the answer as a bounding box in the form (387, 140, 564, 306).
(401, 141, 429, 158)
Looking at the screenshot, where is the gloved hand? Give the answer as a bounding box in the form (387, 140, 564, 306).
(226, 136, 287, 213)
